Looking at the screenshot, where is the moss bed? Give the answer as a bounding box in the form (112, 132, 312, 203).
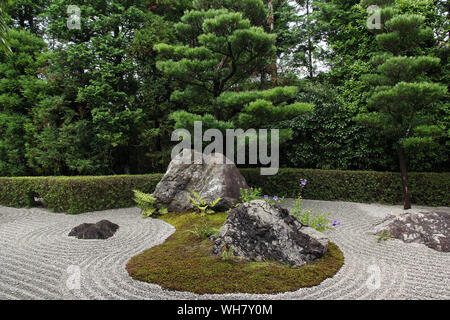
(126, 212, 344, 294)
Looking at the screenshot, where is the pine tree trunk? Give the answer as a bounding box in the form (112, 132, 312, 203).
(267, 0, 274, 32)
(398, 147, 412, 210)
(267, 0, 278, 86)
(306, 0, 314, 80)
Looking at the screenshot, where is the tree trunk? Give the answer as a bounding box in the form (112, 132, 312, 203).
(267, 0, 278, 86)
(306, 0, 314, 80)
(398, 147, 412, 210)
(267, 0, 274, 32)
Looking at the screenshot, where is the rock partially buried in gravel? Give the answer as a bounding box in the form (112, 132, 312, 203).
(153, 149, 249, 212)
(371, 212, 450, 252)
(69, 220, 119, 240)
(212, 200, 329, 267)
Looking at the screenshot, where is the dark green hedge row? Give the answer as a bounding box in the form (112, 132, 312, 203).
(240, 169, 450, 207)
(0, 169, 448, 214)
(0, 175, 163, 214)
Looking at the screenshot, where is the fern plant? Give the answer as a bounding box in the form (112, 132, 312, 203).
(188, 222, 220, 240)
(239, 187, 263, 203)
(188, 191, 221, 216)
(221, 246, 235, 261)
(133, 190, 168, 218)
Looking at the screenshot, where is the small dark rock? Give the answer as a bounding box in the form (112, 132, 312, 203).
(69, 220, 119, 240)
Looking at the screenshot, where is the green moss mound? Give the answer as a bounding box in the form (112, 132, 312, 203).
(126, 212, 344, 294)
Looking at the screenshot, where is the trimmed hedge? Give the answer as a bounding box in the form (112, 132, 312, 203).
(0, 175, 163, 214)
(0, 169, 448, 214)
(240, 169, 450, 207)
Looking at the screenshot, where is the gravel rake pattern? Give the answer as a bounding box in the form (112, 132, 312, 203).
(0, 201, 448, 300)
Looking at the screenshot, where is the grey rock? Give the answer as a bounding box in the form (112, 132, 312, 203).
(153, 150, 249, 212)
(212, 200, 329, 267)
(371, 211, 450, 252)
(69, 220, 119, 240)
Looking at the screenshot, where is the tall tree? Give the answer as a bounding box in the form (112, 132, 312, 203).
(287, 0, 325, 79)
(357, 0, 448, 209)
(0, 29, 48, 176)
(30, 0, 150, 175)
(144, 0, 193, 22)
(155, 0, 313, 138)
(7, 0, 50, 35)
(314, 0, 379, 109)
(0, 0, 11, 53)
(129, 12, 179, 172)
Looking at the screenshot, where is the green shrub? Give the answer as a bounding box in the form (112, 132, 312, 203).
(239, 187, 262, 203)
(0, 174, 163, 214)
(240, 168, 450, 207)
(0, 169, 448, 214)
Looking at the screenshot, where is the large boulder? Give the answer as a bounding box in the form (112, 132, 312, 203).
(153, 150, 249, 212)
(371, 211, 450, 252)
(212, 200, 329, 267)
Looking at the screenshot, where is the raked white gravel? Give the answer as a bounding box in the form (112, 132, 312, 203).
(0, 200, 448, 300)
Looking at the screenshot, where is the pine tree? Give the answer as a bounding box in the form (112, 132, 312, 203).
(155, 0, 314, 136)
(357, 0, 448, 209)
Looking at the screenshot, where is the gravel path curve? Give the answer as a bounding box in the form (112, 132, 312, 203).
(0, 200, 448, 300)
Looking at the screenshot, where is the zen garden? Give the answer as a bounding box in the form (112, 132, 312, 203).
(0, 0, 448, 304)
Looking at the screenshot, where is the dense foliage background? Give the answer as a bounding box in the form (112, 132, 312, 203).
(0, 0, 448, 177)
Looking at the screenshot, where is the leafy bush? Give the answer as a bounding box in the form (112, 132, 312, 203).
(238, 187, 284, 207)
(285, 83, 396, 172)
(240, 168, 450, 207)
(239, 187, 263, 203)
(294, 209, 332, 232)
(133, 190, 167, 218)
(0, 169, 448, 215)
(0, 174, 163, 214)
(291, 197, 340, 232)
(288, 179, 340, 232)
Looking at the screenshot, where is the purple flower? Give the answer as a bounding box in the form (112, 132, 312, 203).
(332, 220, 341, 227)
(301, 179, 307, 186)
(264, 195, 269, 199)
(273, 196, 279, 202)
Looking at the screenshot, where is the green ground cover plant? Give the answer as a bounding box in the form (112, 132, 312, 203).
(126, 212, 344, 294)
